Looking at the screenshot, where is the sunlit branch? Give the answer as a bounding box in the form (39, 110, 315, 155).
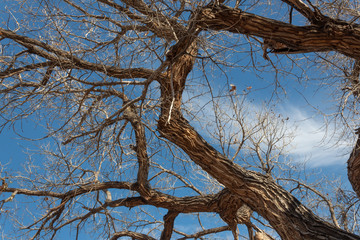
(97, 0, 184, 40)
(110, 230, 156, 240)
(160, 210, 179, 240)
(2, 181, 133, 199)
(280, 0, 327, 24)
(175, 226, 231, 240)
(151, 163, 203, 195)
(123, 105, 151, 198)
(278, 178, 340, 228)
(0, 61, 54, 79)
(198, 5, 360, 59)
(0, 28, 167, 80)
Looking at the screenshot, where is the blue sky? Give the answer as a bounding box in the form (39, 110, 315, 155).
(0, 47, 355, 240)
(0, 0, 359, 239)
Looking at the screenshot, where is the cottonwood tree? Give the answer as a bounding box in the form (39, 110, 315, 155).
(1, 0, 360, 239)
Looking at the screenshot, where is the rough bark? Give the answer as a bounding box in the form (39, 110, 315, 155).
(110, 231, 157, 240)
(158, 112, 359, 239)
(217, 189, 253, 240)
(157, 21, 360, 239)
(160, 211, 179, 240)
(2, 1, 360, 239)
(348, 128, 360, 198)
(123, 105, 151, 198)
(198, 5, 360, 59)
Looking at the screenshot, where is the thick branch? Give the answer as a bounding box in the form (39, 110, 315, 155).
(110, 231, 156, 240)
(348, 128, 360, 198)
(198, 5, 360, 59)
(176, 226, 231, 240)
(104, 190, 220, 214)
(2, 181, 133, 199)
(123, 105, 151, 198)
(160, 211, 179, 240)
(157, 17, 359, 239)
(159, 113, 359, 239)
(2, 179, 249, 217)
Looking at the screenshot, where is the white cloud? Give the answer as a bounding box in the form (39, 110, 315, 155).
(183, 87, 354, 167)
(282, 106, 353, 167)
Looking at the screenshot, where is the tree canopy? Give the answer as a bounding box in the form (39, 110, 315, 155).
(1, 0, 360, 239)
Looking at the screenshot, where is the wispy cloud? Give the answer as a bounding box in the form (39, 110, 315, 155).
(282, 106, 353, 167)
(183, 87, 354, 167)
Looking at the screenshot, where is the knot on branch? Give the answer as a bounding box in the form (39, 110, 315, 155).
(217, 188, 252, 225)
(216, 189, 253, 240)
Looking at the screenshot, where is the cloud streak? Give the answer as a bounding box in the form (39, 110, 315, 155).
(183, 87, 353, 167)
(282, 106, 353, 167)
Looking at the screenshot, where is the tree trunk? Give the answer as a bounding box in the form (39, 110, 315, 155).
(348, 129, 360, 198)
(157, 23, 360, 239)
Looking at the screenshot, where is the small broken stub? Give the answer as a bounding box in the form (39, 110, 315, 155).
(262, 39, 301, 59)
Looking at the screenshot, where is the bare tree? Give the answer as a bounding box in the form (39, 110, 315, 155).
(1, 0, 360, 239)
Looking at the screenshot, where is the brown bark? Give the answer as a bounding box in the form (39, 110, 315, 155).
(198, 5, 360, 59)
(2, 1, 360, 238)
(158, 112, 359, 239)
(217, 188, 252, 240)
(2, 180, 255, 238)
(123, 105, 151, 198)
(160, 211, 179, 240)
(157, 19, 360, 239)
(0, 27, 167, 82)
(348, 128, 360, 198)
(1, 181, 238, 214)
(280, 0, 327, 24)
(110, 231, 156, 240)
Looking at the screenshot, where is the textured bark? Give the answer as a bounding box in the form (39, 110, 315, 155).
(158, 112, 359, 239)
(217, 189, 252, 240)
(2, 181, 243, 214)
(198, 5, 360, 59)
(348, 129, 360, 198)
(160, 211, 179, 240)
(2, 1, 360, 239)
(157, 23, 360, 239)
(123, 105, 151, 198)
(110, 231, 156, 240)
